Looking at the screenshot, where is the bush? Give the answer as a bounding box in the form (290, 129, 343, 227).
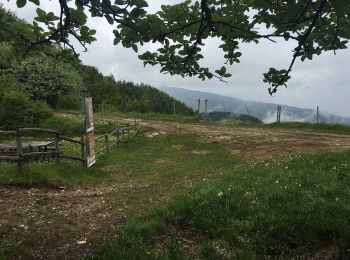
(0, 91, 52, 128)
(43, 115, 84, 136)
(56, 94, 82, 110)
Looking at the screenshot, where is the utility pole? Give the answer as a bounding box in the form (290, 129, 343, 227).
(276, 105, 282, 124)
(204, 99, 208, 117)
(197, 99, 201, 116)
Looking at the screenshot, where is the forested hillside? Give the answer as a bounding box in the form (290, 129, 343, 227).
(0, 6, 194, 128)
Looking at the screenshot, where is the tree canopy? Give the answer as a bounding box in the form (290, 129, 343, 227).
(0, 5, 195, 129)
(3, 0, 350, 94)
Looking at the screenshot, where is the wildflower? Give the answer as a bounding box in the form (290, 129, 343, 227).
(218, 191, 224, 197)
(275, 180, 279, 184)
(285, 166, 288, 170)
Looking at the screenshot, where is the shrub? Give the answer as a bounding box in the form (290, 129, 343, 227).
(56, 94, 82, 110)
(0, 91, 52, 128)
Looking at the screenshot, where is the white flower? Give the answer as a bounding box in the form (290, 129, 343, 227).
(218, 191, 224, 197)
(275, 180, 279, 184)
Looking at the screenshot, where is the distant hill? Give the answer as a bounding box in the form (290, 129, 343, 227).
(206, 111, 262, 124)
(161, 87, 350, 125)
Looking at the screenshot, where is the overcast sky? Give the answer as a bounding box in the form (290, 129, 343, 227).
(4, 0, 350, 117)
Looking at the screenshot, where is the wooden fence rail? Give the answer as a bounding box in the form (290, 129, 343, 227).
(0, 125, 138, 173)
(95, 125, 137, 156)
(0, 128, 85, 174)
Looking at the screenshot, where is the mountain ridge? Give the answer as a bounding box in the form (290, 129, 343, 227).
(160, 87, 350, 125)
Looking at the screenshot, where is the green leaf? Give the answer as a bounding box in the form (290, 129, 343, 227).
(283, 32, 290, 41)
(131, 44, 138, 52)
(16, 0, 27, 8)
(105, 15, 114, 25)
(113, 38, 121, 45)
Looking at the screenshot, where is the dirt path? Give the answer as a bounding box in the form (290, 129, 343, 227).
(1, 175, 193, 259)
(98, 115, 350, 157)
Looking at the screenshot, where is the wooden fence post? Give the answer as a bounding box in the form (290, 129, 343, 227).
(205, 99, 208, 116)
(104, 132, 109, 151)
(55, 133, 60, 164)
(276, 105, 280, 124)
(197, 99, 201, 116)
(317, 106, 319, 124)
(279, 106, 282, 123)
(81, 136, 86, 167)
(16, 128, 23, 174)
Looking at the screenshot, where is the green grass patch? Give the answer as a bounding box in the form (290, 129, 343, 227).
(0, 132, 235, 189)
(0, 161, 108, 188)
(204, 121, 350, 135)
(263, 122, 350, 135)
(0, 239, 33, 260)
(90, 150, 350, 259)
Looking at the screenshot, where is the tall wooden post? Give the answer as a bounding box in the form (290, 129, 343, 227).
(104, 132, 109, 151)
(316, 106, 319, 124)
(80, 136, 86, 167)
(84, 97, 96, 168)
(204, 99, 208, 116)
(276, 105, 282, 124)
(16, 128, 23, 174)
(279, 106, 282, 123)
(197, 99, 201, 116)
(173, 101, 176, 116)
(54, 133, 60, 164)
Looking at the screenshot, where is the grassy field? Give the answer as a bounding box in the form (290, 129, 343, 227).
(90, 149, 350, 259)
(1, 115, 350, 259)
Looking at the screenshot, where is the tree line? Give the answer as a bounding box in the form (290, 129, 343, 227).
(0, 5, 194, 128)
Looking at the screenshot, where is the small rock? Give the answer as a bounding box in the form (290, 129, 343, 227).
(19, 224, 28, 230)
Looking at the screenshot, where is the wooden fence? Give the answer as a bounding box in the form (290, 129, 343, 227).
(0, 125, 138, 174)
(0, 128, 85, 174)
(95, 125, 137, 156)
